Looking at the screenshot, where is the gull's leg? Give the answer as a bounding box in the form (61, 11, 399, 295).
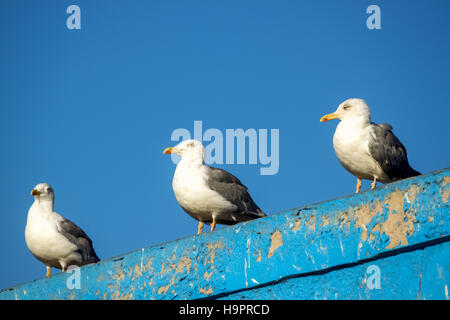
(371, 177, 377, 190)
(46, 266, 51, 277)
(197, 221, 204, 235)
(210, 217, 217, 232)
(356, 178, 362, 194)
(62, 266, 66, 273)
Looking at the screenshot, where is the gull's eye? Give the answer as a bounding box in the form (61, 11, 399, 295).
(47, 187, 53, 193)
(343, 104, 350, 110)
(187, 142, 194, 147)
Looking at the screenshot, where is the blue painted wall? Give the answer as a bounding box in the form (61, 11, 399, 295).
(1, 168, 449, 300)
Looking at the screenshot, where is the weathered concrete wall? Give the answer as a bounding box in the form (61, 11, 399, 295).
(1, 168, 449, 300)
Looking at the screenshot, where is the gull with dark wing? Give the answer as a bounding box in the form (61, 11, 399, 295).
(320, 98, 421, 193)
(164, 140, 266, 234)
(25, 183, 100, 277)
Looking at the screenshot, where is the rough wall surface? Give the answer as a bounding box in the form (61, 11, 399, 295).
(1, 168, 449, 300)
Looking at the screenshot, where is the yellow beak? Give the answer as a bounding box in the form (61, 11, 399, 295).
(31, 189, 40, 196)
(320, 112, 340, 122)
(163, 147, 174, 154)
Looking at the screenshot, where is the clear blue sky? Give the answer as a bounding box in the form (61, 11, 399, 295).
(1, 0, 449, 290)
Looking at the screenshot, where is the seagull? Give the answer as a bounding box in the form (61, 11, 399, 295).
(25, 183, 100, 277)
(320, 98, 421, 193)
(163, 139, 266, 234)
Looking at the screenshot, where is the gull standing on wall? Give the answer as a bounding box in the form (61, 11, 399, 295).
(164, 140, 266, 234)
(25, 183, 100, 277)
(320, 98, 421, 193)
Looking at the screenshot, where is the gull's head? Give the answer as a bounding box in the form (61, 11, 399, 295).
(31, 183, 54, 202)
(320, 98, 371, 123)
(163, 139, 205, 164)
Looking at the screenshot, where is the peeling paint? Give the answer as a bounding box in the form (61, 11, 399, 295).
(268, 230, 283, 258)
(256, 250, 262, 262)
(199, 285, 213, 295)
(115, 268, 125, 281)
(176, 256, 192, 274)
(381, 189, 416, 249)
(203, 271, 212, 281)
(159, 255, 191, 276)
(132, 265, 142, 280)
(145, 257, 154, 273)
(336, 185, 422, 250)
(204, 242, 224, 265)
(292, 217, 302, 232)
(353, 202, 382, 242)
(321, 215, 329, 227)
(157, 276, 175, 295)
(441, 176, 450, 203)
(339, 210, 350, 229)
(305, 215, 316, 231)
(443, 176, 450, 186)
(405, 184, 420, 203)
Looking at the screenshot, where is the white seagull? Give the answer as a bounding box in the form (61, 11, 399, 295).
(25, 183, 100, 277)
(164, 140, 266, 234)
(320, 98, 421, 193)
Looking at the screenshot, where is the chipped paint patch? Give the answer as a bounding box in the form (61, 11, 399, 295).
(157, 276, 175, 295)
(204, 242, 224, 265)
(443, 176, 450, 185)
(115, 268, 125, 281)
(354, 201, 383, 242)
(267, 230, 283, 258)
(441, 176, 450, 203)
(199, 285, 213, 295)
(132, 265, 142, 280)
(339, 210, 350, 229)
(114, 292, 134, 300)
(159, 255, 191, 276)
(319, 242, 328, 255)
(305, 215, 316, 231)
(321, 215, 329, 227)
(256, 250, 262, 262)
(145, 257, 154, 273)
(176, 256, 192, 274)
(292, 217, 302, 232)
(203, 271, 212, 281)
(405, 184, 421, 203)
(381, 189, 416, 249)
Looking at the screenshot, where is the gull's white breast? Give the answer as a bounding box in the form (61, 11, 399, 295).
(172, 163, 236, 221)
(333, 120, 386, 180)
(25, 204, 79, 267)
